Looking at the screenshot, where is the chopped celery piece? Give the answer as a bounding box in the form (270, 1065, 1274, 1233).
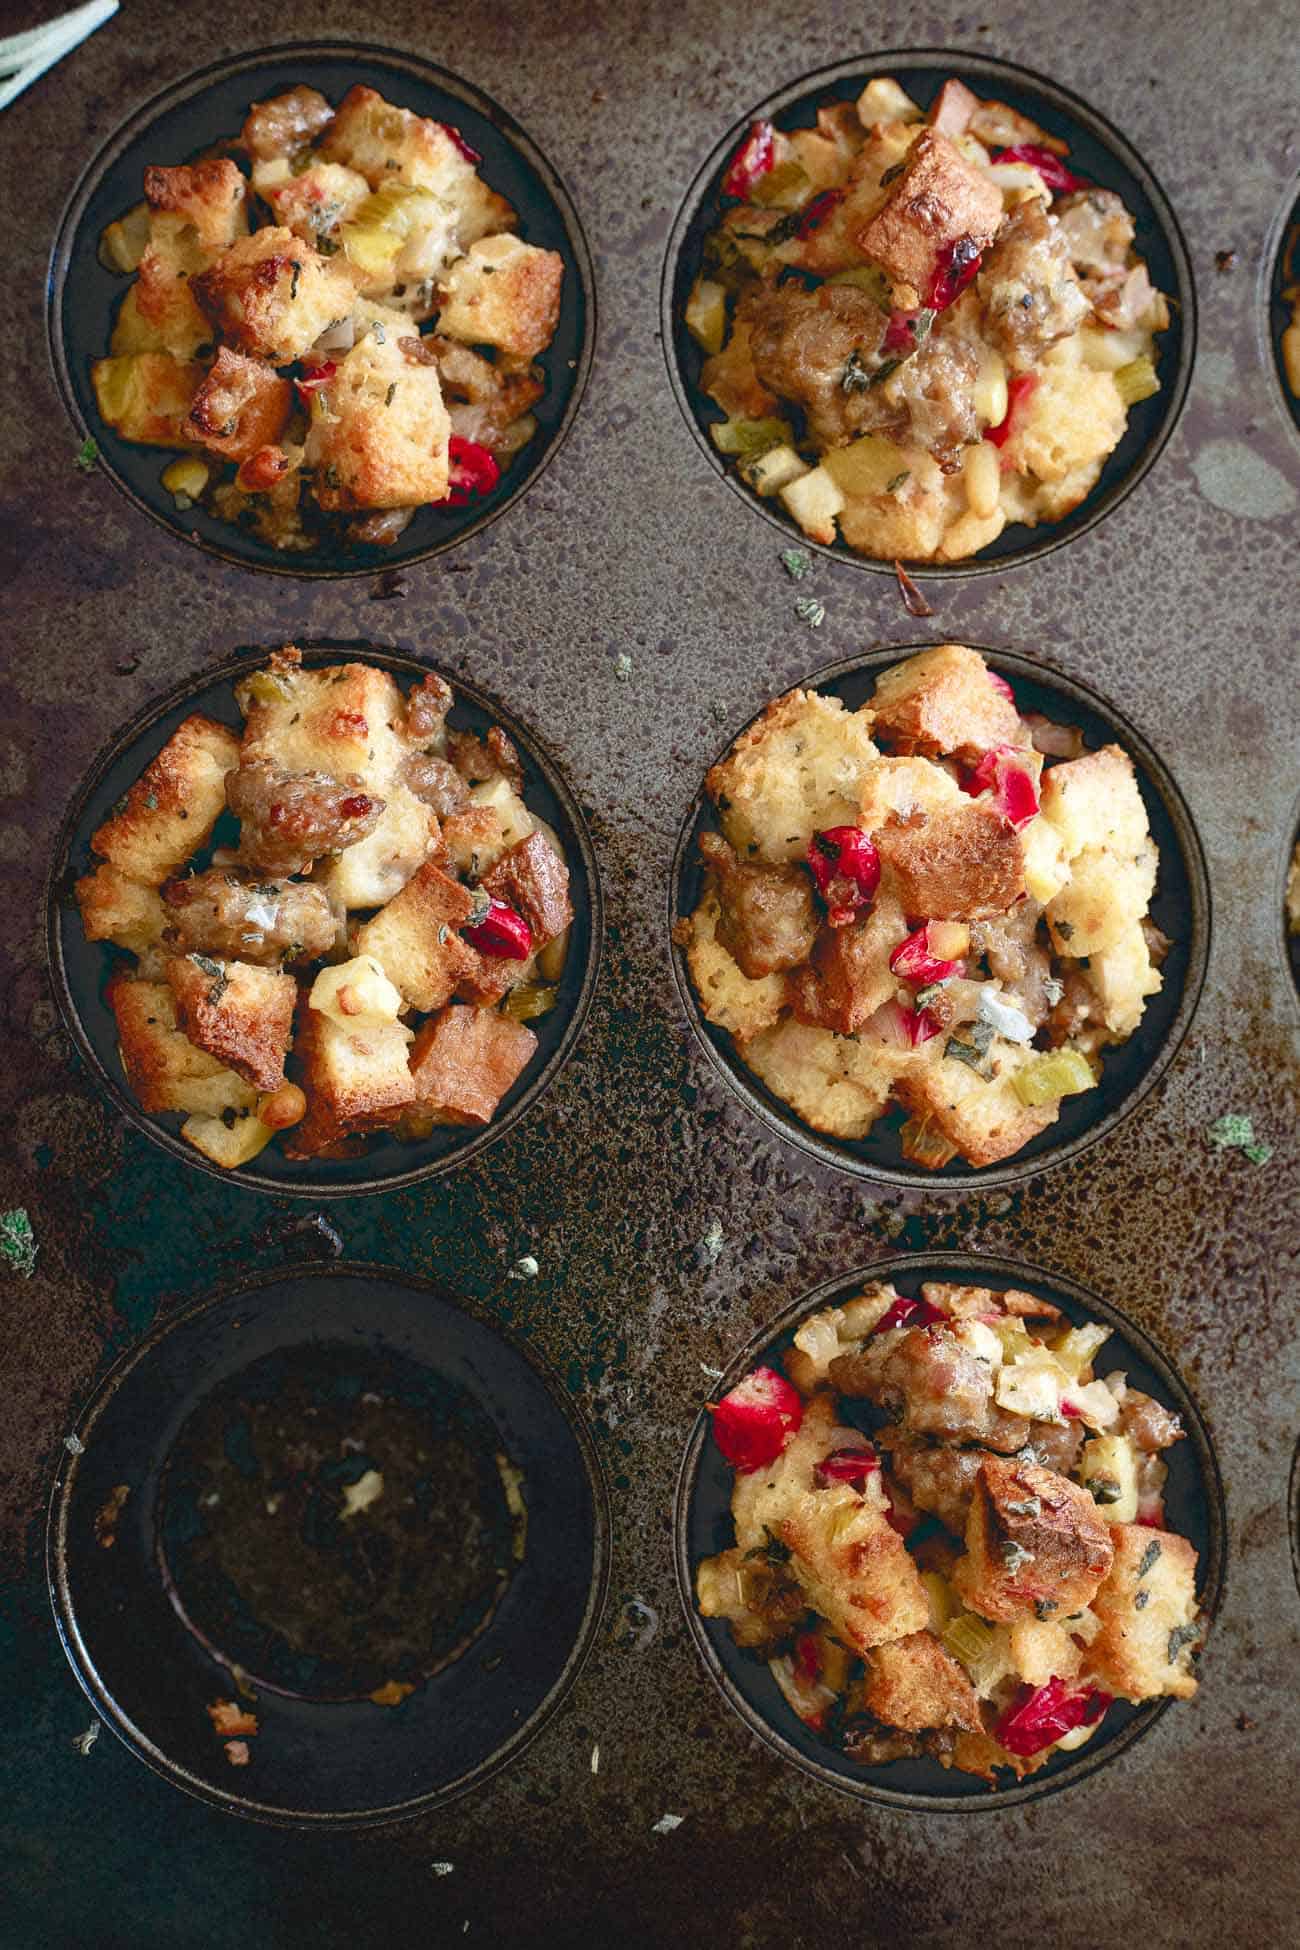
(1114, 355, 1160, 406)
(161, 455, 210, 503)
(899, 1115, 958, 1169)
(502, 981, 559, 1022)
(236, 669, 295, 708)
(942, 1613, 1007, 1694)
(1049, 1321, 1111, 1380)
(751, 160, 811, 208)
(341, 184, 439, 280)
(991, 1316, 1033, 1363)
(1012, 1046, 1096, 1107)
(710, 415, 795, 459)
(921, 1570, 956, 1632)
(685, 277, 728, 355)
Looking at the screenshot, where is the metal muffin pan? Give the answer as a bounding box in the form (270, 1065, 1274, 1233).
(48, 1263, 611, 1827)
(5, 4, 1300, 1942)
(671, 641, 1210, 1188)
(47, 41, 596, 578)
(45, 642, 603, 1196)
(662, 49, 1195, 577)
(675, 1250, 1225, 1810)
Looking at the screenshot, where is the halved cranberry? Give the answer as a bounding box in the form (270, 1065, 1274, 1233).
(875, 1294, 948, 1333)
(806, 826, 881, 926)
(902, 1004, 942, 1046)
(442, 435, 501, 508)
(987, 669, 1016, 704)
(815, 1447, 880, 1485)
(986, 373, 1039, 449)
(989, 145, 1088, 196)
(926, 235, 983, 311)
(721, 119, 775, 199)
(796, 188, 844, 237)
(439, 121, 482, 164)
(994, 1677, 1111, 1757)
(889, 924, 965, 987)
(709, 1365, 803, 1471)
(294, 359, 336, 404)
(463, 897, 533, 959)
(794, 1630, 822, 1681)
(961, 745, 1040, 828)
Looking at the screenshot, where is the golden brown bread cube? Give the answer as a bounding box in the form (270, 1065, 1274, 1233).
(407, 1004, 538, 1127)
(108, 976, 258, 1118)
(193, 228, 358, 365)
(90, 714, 240, 888)
(91, 352, 205, 447)
(875, 801, 1025, 921)
(706, 689, 878, 864)
(954, 1456, 1114, 1624)
(321, 85, 512, 227)
(893, 1040, 1057, 1168)
(165, 954, 296, 1093)
(857, 129, 1002, 303)
(286, 1001, 416, 1155)
(920, 1282, 1062, 1324)
(143, 159, 249, 252)
(862, 1631, 983, 1732)
(436, 235, 564, 360)
(739, 1016, 910, 1139)
(868, 644, 1024, 766)
(303, 322, 451, 510)
(184, 347, 293, 463)
(857, 753, 962, 835)
(74, 865, 166, 955)
(1083, 1523, 1200, 1701)
(353, 863, 478, 1013)
(250, 157, 371, 253)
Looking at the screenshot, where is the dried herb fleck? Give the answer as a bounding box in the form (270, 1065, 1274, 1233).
(1137, 1539, 1162, 1578)
(74, 437, 99, 473)
(781, 547, 811, 580)
(192, 953, 229, 1006)
(1168, 1621, 1200, 1663)
(794, 595, 825, 629)
(0, 1208, 37, 1279)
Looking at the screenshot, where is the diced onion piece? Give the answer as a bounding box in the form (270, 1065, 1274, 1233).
(710, 415, 795, 458)
(1061, 1379, 1121, 1430)
(971, 345, 1008, 428)
(899, 1116, 959, 1168)
(857, 76, 922, 125)
(963, 440, 1001, 519)
(921, 1570, 957, 1632)
(822, 432, 908, 498)
(100, 201, 151, 274)
(161, 455, 210, 504)
(779, 464, 844, 544)
(310, 954, 403, 1028)
(742, 443, 808, 497)
(1079, 1432, 1140, 1522)
(1048, 1322, 1112, 1380)
(995, 1347, 1070, 1421)
(1114, 355, 1160, 406)
(181, 1108, 276, 1168)
(953, 1319, 1003, 1367)
(1012, 1046, 1096, 1107)
(976, 987, 1034, 1045)
(685, 277, 728, 355)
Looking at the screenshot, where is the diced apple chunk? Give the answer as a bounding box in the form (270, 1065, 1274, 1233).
(780, 464, 844, 544)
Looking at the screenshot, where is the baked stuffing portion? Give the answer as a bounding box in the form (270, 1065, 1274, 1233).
(696, 1280, 1204, 1784)
(675, 644, 1169, 1169)
(92, 83, 564, 551)
(685, 73, 1167, 562)
(74, 648, 572, 1170)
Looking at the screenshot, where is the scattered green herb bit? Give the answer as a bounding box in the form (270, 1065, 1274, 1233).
(946, 1020, 994, 1073)
(912, 308, 935, 344)
(1207, 1112, 1272, 1164)
(913, 979, 950, 1009)
(841, 349, 872, 394)
(780, 547, 811, 580)
(318, 235, 339, 255)
(1137, 1539, 1162, 1578)
(1168, 1622, 1199, 1664)
(192, 953, 229, 1006)
(761, 1527, 790, 1563)
(74, 436, 99, 473)
(794, 596, 825, 629)
(614, 652, 633, 680)
(142, 792, 158, 811)
(63, 1434, 85, 1456)
(385, 383, 397, 407)
(72, 1719, 101, 1757)
(699, 1217, 724, 1265)
(466, 887, 492, 926)
(872, 356, 902, 387)
(1005, 1496, 1042, 1518)
(0, 1208, 37, 1279)
(1134, 1590, 1150, 1610)
(1089, 1476, 1123, 1506)
(1033, 1598, 1058, 1620)
(1000, 1540, 1033, 1572)
(884, 470, 910, 494)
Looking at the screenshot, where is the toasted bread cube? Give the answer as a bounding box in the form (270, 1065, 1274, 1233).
(237, 657, 403, 780)
(304, 321, 451, 509)
(731, 1395, 929, 1654)
(250, 156, 371, 252)
(679, 890, 786, 1040)
(193, 228, 358, 364)
(874, 799, 1025, 921)
(287, 1003, 415, 1154)
(1085, 1524, 1199, 1701)
(91, 715, 240, 888)
(165, 954, 295, 1092)
(321, 787, 436, 910)
(407, 1003, 538, 1127)
(928, 77, 979, 138)
(108, 977, 258, 1117)
(353, 863, 478, 1012)
(869, 644, 1024, 765)
(857, 754, 963, 836)
(143, 160, 248, 252)
(893, 1038, 1055, 1168)
(862, 1631, 982, 1732)
(1007, 1616, 1083, 1687)
(180, 1105, 276, 1169)
(1047, 845, 1158, 959)
(740, 1017, 913, 1139)
(778, 463, 845, 545)
(321, 85, 515, 234)
(695, 1546, 808, 1654)
(479, 831, 572, 950)
(127, 200, 216, 361)
(1001, 360, 1125, 487)
(1039, 744, 1148, 861)
(91, 352, 205, 447)
(184, 347, 293, 463)
(309, 954, 403, 1029)
(436, 234, 564, 360)
(707, 690, 878, 865)
(1083, 923, 1162, 1038)
(74, 865, 166, 954)
(954, 1456, 1114, 1625)
(857, 129, 1002, 303)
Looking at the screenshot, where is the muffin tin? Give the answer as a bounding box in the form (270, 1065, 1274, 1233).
(7, 7, 1300, 1944)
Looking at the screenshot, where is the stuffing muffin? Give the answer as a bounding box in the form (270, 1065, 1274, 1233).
(684, 73, 1167, 563)
(92, 84, 565, 552)
(696, 1278, 1205, 1784)
(674, 644, 1170, 1169)
(74, 646, 573, 1170)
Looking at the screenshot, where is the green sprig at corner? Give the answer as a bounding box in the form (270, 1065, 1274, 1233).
(0, 1207, 38, 1278)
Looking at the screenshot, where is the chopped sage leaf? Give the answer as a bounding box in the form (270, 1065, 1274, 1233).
(1089, 1476, 1123, 1505)
(794, 596, 825, 629)
(1207, 1112, 1272, 1164)
(1000, 1539, 1033, 1572)
(0, 1208, 38, 1279)
(1134, 1589, 1150, 1610)
(884, 470, 910, 494)
(1168, 1621, 1200, 1663)
(780, 547, 811, 580)
(841, 349, 872, 393)
(1137, 1539, 1162, 1578)
(75, 436, 99, 473)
